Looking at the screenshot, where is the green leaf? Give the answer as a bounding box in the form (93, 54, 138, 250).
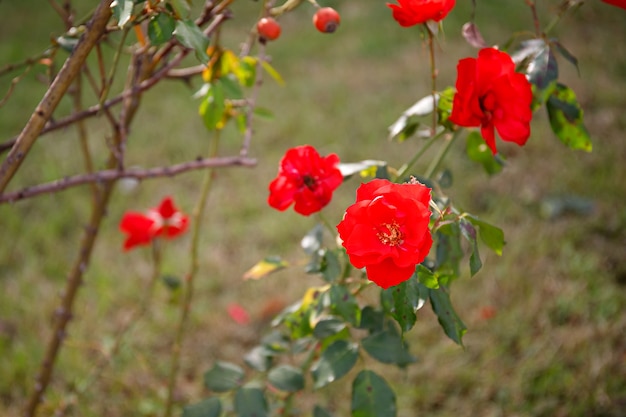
(252, 107, 274, 119)
(311, 340, 359, 389)
(351, 370, 397, 417)
(203, 361, 245, 392)
(436, 87, 455, 127)
(112, 0, 134, 28)
(416, 264, 439, 289)
(459, 218, 482, 276)
(383, 275, 426, 332)
(435, 224, 463, 278)
(243, 256, 288, 280)
(301, 224, 324, 255)
(357, 307, 384, 334)
(313, 317, 347, 340)
(268, 365, 305, 392)
(199, 81, 225, 131)
(525, 40, 559, 91)
(243, 345, 274, 372)
(260, 60, 285, 85)
(546, 83, 592, 152)
(148, 13, 176, 46)
(465, 215, 505, 256)
(313, 405, 334, 417)
(182, 397, 222, 417)
(551, 39, 579, 73)
(219, 74, 244, 99)
(361, 330, 416, 367)
(175, 19, 210, 63)
(429, 286, 467, 346)
(466, 131, 504, 175)
(234, 388, 268, 417)
(338, 160, 387, 179)
(321, 250, 342, 283)
(387, 94, 438, 141)
(329, 285, 361, 326)
(168, 0, 191, 19)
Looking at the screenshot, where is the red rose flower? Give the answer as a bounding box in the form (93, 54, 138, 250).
(449, 47, 533, 155)
(337, 179, 433, 289)
(268, 145, 343, 216)
(387, 0, 456, 27)
(602, 0, 626, 9)
(120, 196, 189, 250)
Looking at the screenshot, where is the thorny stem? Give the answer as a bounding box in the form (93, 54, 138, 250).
(524, 0, 542, 37)
(426, 24, 438, 136)
(0, 0, 114, 195)
(241, 39, 267, 156)
(0, 51, 54, 78)
(163, 131, 221, 417)
(0, 155, 256, 204)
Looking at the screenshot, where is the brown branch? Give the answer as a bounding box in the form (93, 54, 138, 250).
(0, 0, 114, 194)
(0, 156, 256, 204)
(0, 50, 190, 155)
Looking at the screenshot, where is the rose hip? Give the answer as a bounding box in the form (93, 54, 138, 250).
(257, 17, 281, 41)
(313, 7, 341, 33)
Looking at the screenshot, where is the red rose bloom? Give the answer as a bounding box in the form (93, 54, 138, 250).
(602, 0, 626, 9)
(268, 145, 343, 216)
(387, 0, 456, 27)
(337, 179, 433, 289)
(449, 47, 533, 155)
(120, 196, 189, 250)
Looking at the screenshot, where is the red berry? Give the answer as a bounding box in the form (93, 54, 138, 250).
(313, 7, 341, 33)
(257, 17, 281, 41)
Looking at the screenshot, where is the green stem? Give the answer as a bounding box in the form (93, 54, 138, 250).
(163, 131, 221, 417)
(424, 130, 461, 179)
(316, 211, 336, 238)
(426, 24, 438, 135)
(394, 130, 445, 181)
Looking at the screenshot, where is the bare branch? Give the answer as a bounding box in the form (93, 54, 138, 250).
(0, 0, 114, 194)
(0, 156, 257, 204)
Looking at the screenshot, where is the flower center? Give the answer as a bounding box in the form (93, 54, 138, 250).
(479, 92, 497, 124)
(377, 221, 404, 246)
(302, 175, 317, 190)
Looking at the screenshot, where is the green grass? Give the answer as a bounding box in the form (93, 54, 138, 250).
(1, 1, 626, 416)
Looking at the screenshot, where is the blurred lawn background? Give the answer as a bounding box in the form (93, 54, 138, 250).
(1, 1, 625, 416)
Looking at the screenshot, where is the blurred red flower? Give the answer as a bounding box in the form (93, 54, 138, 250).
(449, 47, 533, 155)
(268, 145, 343, 216)
(387, 0, 456, 27)
(602, 0, 626, 9)
(337, 179, 433, 289)
(120, 196, 189, 250)
(227, 303, 251, 325)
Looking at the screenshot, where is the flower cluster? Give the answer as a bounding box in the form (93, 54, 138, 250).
(450, 47, 533, 155)
(119, 196, 189, 250)
(268, 145, 343, 216)
(387, 0, 456, 27)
